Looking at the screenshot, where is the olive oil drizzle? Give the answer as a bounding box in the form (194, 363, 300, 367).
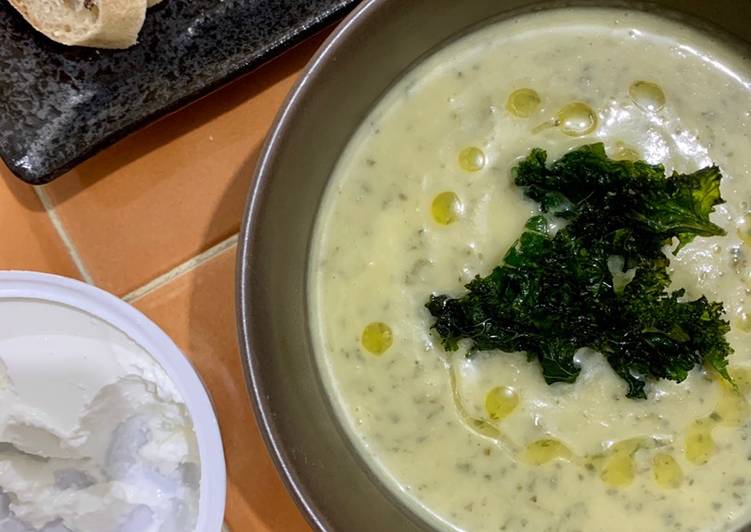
(446, 360, 750, 489)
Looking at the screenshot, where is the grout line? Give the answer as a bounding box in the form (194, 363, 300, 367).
(123, 233, 239, 303)
(34, 187, 95, 284)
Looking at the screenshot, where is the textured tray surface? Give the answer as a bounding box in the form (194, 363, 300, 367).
(0, 0, 357, 184)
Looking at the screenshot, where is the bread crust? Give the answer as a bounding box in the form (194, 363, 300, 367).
(8, 0, 148, 49)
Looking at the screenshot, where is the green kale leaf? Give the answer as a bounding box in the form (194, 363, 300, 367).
(426, 143, 732, 398)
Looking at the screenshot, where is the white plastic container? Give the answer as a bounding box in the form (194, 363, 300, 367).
(0, 271, 226, 532)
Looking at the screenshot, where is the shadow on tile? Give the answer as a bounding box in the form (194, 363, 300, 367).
(132, 244, 310, 531)
(184, 255, 310, 531)
(0, 164, 80, 276)
(174, 103, 319, 525)
(2, 161, 45, 213)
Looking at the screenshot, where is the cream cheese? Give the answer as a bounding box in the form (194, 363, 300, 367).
(0, 299, 200, 532)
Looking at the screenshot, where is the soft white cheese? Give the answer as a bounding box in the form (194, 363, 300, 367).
(0, 299, 200, 532)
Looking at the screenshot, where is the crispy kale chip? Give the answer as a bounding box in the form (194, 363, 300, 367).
(426, 143, 732, 398)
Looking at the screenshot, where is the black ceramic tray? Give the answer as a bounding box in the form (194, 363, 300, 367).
(0, 0, 359, 184)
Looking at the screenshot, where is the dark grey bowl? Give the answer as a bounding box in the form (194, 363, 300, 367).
(237, 1, 751, 530)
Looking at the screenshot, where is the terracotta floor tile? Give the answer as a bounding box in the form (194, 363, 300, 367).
(133, 245, 310, 532)
(0, 163, 79, 277)
(43, 32, 328, 297)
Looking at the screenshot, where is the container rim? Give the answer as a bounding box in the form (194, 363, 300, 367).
(0, 270, 226, 532)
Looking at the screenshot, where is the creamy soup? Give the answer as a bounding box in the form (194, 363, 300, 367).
(310, 7, 751, 531)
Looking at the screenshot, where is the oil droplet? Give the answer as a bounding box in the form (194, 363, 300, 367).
(485, 386, 519, 421)
(361, 322, 393, 355)
(432, 192, 462, 225)
(600, 439, 640, 487)
(458, 147, 486, 172)
(714, 380, 750, 426)
(685, 418, 716, 464)
(610, 141, 640, 162)
(556, 102, 598, 137)
(736, 213, 751, 245)
(652, 453, 683, 489)
(522, 439, 572, 465)
(601, 454, 635, 486)
(506, 88, 541, 118)
(629, 81, 666, 113)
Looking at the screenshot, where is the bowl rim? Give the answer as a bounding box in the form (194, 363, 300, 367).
(236, 0, 751, 530)
(236, 0, 384, 529)
(0, 270, 226, 532)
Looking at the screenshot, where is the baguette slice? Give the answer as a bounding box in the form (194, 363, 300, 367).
(8, 0, 148, 49)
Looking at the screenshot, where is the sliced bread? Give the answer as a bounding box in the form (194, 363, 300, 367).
(8, 0, 148, 49)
